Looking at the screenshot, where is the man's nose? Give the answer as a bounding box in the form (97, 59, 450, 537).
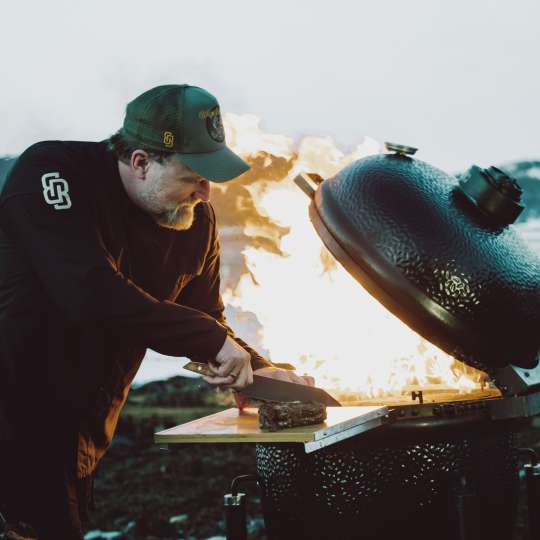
(194, 179, 211, 203)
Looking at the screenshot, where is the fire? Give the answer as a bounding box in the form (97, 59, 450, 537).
(220, 114, 487, 399)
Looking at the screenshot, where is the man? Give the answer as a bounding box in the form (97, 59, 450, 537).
(0, 84, 307, 539)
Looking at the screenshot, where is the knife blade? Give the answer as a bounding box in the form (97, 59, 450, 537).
(183, 361, 341, 406)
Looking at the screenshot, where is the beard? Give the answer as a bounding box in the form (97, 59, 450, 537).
(156, 202, 197, 231)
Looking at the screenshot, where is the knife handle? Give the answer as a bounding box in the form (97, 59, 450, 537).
(185, 361, 297, 376)
(183, 361, 215, 377)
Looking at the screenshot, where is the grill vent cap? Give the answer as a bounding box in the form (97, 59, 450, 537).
(458, 165, 524, 226)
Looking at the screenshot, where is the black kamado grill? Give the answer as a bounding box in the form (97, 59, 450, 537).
(237, 143, 540, 540)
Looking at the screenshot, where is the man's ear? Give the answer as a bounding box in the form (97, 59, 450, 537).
(131, 150, 149, 179)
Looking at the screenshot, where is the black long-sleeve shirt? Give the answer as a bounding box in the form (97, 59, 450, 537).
(0, 140, 270, 476)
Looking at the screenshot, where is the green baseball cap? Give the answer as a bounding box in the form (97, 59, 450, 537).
(121, 84, 249, 182)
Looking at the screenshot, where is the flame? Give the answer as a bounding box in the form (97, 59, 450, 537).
(220, 114, 487, 399)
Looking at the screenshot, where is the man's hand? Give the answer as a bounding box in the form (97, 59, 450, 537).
(253, 366, 315, 386)
(203, 335, 253, 390)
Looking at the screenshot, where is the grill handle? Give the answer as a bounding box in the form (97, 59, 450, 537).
(293, 174, 317, 199)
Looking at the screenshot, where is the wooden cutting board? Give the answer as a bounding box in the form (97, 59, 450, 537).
(155, 406, 388, 451)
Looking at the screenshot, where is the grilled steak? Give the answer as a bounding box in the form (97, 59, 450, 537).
(258, 401, 327, 432)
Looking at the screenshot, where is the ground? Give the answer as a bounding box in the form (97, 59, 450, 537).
(86, 378, 265, 540)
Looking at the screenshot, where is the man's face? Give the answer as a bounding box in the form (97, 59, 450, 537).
(136, 155, 211, 230)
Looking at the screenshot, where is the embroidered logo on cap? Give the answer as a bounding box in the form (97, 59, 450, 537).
(163, 131, 174, 148)
(198, 108, 220, 120)
(41, 172, 72, 210)
(204, 106, 225, 143)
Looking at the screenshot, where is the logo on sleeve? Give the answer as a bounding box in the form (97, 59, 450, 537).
(41, 172, 72, 210)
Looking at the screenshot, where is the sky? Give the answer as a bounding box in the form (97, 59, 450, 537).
(1, 0, 539, 173)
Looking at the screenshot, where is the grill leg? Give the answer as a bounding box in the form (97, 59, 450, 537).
(224, 474, 260, 540)
(224, 493, 247, 540)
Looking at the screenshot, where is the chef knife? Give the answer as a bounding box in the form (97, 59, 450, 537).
(183, 361, 342, 406)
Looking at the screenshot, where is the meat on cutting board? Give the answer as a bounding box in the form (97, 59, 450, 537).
(258, 401, 327, 432)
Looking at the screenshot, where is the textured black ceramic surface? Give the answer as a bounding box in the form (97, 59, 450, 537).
(256, 427, 518, 540)
(312, 153, 540, 370)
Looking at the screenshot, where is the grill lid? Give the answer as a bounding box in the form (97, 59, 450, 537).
(299, 144, 540, 373)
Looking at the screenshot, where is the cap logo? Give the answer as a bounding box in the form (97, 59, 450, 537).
(163, 131, 175, 148)
(198, 108, 220, 120)
(203, 106, 225, 143)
